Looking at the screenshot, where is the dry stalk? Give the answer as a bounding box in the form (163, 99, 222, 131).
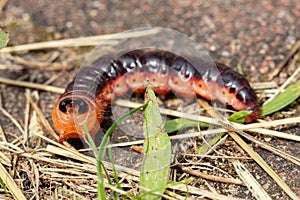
(267, 40, 300, 80)
(233, 161, 272, 200)
(0, 36, 299, 198)
(196, 96, 300, 200)
(23, 89, 31, 145)
(0, 106, 24, 135)
(1, 28, 160, 53)
(0, 123, 7, 142)
(264, 54, 300, 104)
(0, 77, 65, 94)
(0, 163, 27, 200)
(169, 183, 245, 200)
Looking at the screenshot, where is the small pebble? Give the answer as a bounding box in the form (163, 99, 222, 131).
(221, 51, 230, 57)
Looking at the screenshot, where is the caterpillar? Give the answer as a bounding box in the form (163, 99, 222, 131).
(52, 49, 260, 142)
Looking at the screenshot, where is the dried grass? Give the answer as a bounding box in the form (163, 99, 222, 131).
(0, 32, 299, 199)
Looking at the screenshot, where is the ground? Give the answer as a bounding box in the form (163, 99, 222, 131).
(0, 0, 299, 199)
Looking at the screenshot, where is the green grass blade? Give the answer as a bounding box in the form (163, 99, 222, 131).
(107, 147, 121, 200)
(237, 62, 244, 75)
(97, 103, 148, 161)
(228, 110, 252, 124)
(83, 124, 106, 199)
(140, 87, 171, 200)
(261, 82, 300, 116)
(197, 132, 226, 154)
(83, 103, 147, 200)
(164, 118, 209, 133)
(100, 159, 120, 200)
(0, 29, 9, 50)
(227, 82, 300, 122)
(83, 124, 98, 156)
(96, 103, 147, 200)
(0, 178, 10, 197)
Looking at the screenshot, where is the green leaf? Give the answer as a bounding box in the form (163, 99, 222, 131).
(140, 87, 171, 200)
(228, 110, 252, 123)
(261, 82, 300, 116)
(0, 29, 9, 50)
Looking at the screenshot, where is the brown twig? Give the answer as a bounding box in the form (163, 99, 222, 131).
(5, 53, 72, 71)
(180, 166, 244, 186)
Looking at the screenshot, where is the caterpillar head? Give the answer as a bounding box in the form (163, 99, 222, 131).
(52, 95, 100, 142)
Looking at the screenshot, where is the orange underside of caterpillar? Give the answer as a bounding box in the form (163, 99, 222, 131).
(52, 71, 260, 142)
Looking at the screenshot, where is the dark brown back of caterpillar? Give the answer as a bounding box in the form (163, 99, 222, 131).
(53, 49, 260, 142)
